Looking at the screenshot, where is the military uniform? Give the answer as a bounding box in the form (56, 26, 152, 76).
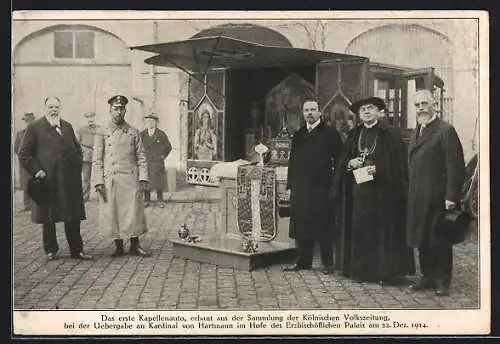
(140, 114, 172, 206)
(77, 113, 100, 201)
(91, 95, 150, 257)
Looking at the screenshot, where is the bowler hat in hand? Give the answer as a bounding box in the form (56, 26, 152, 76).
(27, 177, 50, 205)
(436, 208, 472, 245)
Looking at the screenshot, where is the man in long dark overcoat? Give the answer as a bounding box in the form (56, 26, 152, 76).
(406, 89, 465, 296)
(140, 114, 172, 208)
(14, 112, 36, 212)
(17, 97, 93, 261)
(282, 100, 343, 275)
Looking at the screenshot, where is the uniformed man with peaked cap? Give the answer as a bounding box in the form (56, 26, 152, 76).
(92, 94, 151, 257)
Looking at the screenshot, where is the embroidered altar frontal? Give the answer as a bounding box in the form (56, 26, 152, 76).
(237, 165, 277, 241)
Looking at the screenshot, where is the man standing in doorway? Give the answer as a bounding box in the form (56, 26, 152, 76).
(77, 112, 100, 202)
(92, 95, 151, 257)
(406, 89, 466, 297)
(18, 97, 93, 261)
(14, 112, 36, 212)
(140, 114, 172, 208)
(282, 99, 343, 275)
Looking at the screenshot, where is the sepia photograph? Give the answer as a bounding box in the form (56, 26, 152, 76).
(11, 10, 489, 336)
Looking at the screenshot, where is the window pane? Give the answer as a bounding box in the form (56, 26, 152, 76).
(75, 31, 95, 59)
(54, 31, 73, 58)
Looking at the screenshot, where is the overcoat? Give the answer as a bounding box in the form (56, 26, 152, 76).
(406, 118, 465, 247)
(17, 117, 86, 224)
(92, 121, 149, 240)
(14, 128, 30, 190)
(140, 128, 172, 190)
(77, 124, 100, 162)
(287, 121, 343, 241)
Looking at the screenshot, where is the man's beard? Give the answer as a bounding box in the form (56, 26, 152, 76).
(417, 112, 432, 124)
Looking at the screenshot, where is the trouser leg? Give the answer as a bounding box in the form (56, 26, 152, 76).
(435, 246, 453, 287)
(319, 238, 334, 268)
(157, 189, 164, 202)
(64, 220, 83, 255)
(295, 238, 314, 267)
(144, 190, 151, 202)
(42, 222, 59, 254)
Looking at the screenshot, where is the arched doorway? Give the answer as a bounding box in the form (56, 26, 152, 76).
(13, 24, 134, 132)
(346, 24, 454, 125)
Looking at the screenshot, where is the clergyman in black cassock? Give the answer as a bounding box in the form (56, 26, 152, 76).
(332, 97, 415, 284)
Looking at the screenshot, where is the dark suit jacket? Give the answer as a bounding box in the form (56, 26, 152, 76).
(406, 118, 465, 247)
(18, 117, 86, 223)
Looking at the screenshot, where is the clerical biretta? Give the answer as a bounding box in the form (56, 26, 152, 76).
(332, 97, 415, 284)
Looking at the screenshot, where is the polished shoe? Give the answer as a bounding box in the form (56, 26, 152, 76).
(129, 246, 151, 257)
(282, 264, 312, 272)
(111, 239, 125, 257)
(144, 202, 151, 208)
(158, 201, 165, 208)
(71, 252, 94, 260)
(18, 207, 30, 213)
(408, 277, 435, 292)
(435, 280, 450, 297)
(322, 266, 335, 275)
(47, 250, 59, 261)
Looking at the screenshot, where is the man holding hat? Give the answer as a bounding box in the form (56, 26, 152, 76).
(77, 112, 100, 202)
(140, 114, 172, 208)
(92, 95, 151, 257)
(14, 112, 36, 212)
(332, 96, 415, 284)
(406, 89, 465, 296)
(18, 97, 93, 261)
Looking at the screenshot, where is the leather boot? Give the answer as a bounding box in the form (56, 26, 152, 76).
(129, 237, 151, 257)
(112, 239, 124, 257)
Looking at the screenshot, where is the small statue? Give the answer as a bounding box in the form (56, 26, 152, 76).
(254, 143, 269, 166)
(178, 224, 190, 240)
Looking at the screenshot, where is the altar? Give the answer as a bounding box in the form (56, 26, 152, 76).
(170, 161, 296, 271)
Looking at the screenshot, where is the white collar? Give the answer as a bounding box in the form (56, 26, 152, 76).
(363, 120, 378, 129)
(147, 128, 155, 135)
(307, 118, 321, 131)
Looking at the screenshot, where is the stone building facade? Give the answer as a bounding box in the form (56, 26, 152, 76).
(12, 18, 479, 189)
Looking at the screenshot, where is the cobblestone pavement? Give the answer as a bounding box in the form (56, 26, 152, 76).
(12, 189, 480, 310)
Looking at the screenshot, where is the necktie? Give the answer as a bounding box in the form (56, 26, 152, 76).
(54, 125, 61, 135)
(418, 124, 425, 138)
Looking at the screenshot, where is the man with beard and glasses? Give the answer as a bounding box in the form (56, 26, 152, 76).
(406, 89, 466, 297)
(92, 95, 151, 257)
(282, 99, 343, 275)
(18, 97, 93, 261)
(332, 97, 415, 285)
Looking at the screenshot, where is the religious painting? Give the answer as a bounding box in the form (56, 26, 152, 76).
(265, 73, 316, 138)
(193, 100, 218, 161)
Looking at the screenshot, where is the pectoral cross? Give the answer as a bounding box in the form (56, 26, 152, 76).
(360, 149, 369, 164)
